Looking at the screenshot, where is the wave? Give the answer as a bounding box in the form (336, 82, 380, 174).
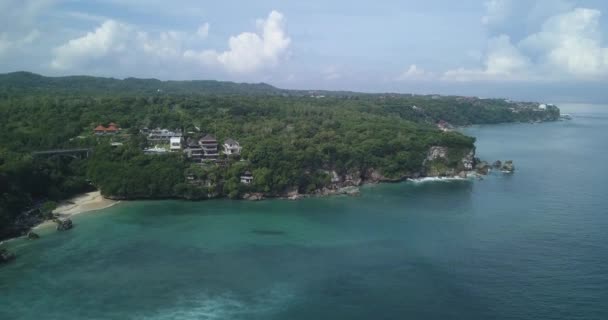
(139, 284, 295, 320)
(408, 176, 471, 183)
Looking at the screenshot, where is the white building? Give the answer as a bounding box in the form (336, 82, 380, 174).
(146, 128, 182, 142)
(223, 138, 242, 156)
(144, 146, 168, 155)
(170, 137, 183, 152)
(240, 171, 253, 184)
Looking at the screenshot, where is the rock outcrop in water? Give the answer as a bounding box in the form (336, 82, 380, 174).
(501, 160, 515, 173)
(0, 248, 16, 264)
(27, 231, 40, 240)
(475, 161, 491, 175)
(55, 218, 73, 231)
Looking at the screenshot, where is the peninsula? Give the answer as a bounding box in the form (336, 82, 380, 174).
(0, 72, 561, 241)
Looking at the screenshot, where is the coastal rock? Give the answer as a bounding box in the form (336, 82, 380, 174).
(338, 186, 360, 196)
(492, 160, 502, 168)
(501, 160, 515, 173)
(342, 171, 363, 186)
(0, 249, 16, 264)
(329, 170, 341, 183)
(55, 218, 73, 231)
(462, 150, 475, 171)
(367, 169, 386, 183)
(475, 161, 491, 175)
(426, 146, 449, 161)
(27, 231, 40, 240)
(242, 193, 264, 201)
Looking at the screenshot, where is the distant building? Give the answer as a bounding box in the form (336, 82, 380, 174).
(240, 171, 254, 184)
(170, 137, 183, 152)
(199, 134, 219, 161)
(184, 137, 204, 162)
(144, 146, 168, 155)
(223, 138, 242, 156)
(146, 128, 182, 142)
(94, 123, 120, 135)
(437, 120, 452, 132)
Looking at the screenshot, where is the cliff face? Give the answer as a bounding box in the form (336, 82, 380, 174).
(423, 146, 475, 178)
(310, 145, 476, 194)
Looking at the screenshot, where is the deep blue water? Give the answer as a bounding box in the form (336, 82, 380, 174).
(1, 104, 607, 320)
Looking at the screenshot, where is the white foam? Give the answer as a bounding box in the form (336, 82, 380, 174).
(139, 284, 295, 320)
(408, 176, 469, 183)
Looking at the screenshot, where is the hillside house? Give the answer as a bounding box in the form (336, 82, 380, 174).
(240, 171, 254, 184)
(170, 137, 183, 152)
(223, 139, 242, 156)
(184, 137, 203, 162)
(94, 123, 120, 135)
(200, 134, 219, 161)
(144, 146, 168, 155)
(146, 128, 182, 142)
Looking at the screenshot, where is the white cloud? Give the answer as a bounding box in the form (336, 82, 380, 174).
(445, 7, 608, 82)
(0, 29, 41, 57)
(520, 8, 608, 78)
(443, 35, 530, 81)
(185, 10, 291, 73)
(197, 23, 209, 38)
(482, 0, 511, 26)
(51, 11, 290, 75)
(322, 66, 341, 80)
(396, 64, 435, 81)
(51, 20, 133, 70)
(0, 34, 11, 55)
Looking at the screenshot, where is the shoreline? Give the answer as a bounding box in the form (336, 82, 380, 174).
(32, 191, 120, 231)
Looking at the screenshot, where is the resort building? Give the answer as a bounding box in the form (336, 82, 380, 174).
(94, 123, 120, 135)
(146, 128, 182, 143)
(144, 146, 169, 155)
(184, 137, 204, 162)
(199, 134, 219, 161)
(240, 171, 254, 184)
(170, 137, 183, 152)
(223, 139, 242, 156)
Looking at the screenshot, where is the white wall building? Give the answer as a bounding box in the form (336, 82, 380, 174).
(170, 137, 183, 152)
(223, 138, 242, 156)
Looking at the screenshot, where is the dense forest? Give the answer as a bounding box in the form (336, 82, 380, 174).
(0, 72, 560, 239)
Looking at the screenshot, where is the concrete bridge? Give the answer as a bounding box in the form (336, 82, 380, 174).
(32, 148, 92, 159)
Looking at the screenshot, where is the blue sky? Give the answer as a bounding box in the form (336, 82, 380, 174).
(1, 0, 608, 102)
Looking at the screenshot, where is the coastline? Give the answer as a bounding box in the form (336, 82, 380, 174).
(32, 191, 120, 231)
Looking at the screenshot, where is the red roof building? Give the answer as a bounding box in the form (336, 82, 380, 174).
(94, 123, 120, 135)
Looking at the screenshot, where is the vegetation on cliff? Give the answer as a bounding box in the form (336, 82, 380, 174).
(0, 72, 560, 239)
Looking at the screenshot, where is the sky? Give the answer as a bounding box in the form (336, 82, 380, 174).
(1, 0, 608, 102)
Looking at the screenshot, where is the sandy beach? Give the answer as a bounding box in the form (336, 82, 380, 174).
(33, 191, 119, 230)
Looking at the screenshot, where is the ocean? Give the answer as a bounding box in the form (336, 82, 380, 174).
(1, 104, 607, 320)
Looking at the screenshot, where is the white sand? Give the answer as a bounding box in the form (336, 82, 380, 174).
(33, 191, 119, 230)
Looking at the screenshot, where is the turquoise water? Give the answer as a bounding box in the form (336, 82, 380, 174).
(1, 104, 607, 320)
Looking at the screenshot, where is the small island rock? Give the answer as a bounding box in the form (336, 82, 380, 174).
(27, 231, 40, 240)
(475, 161, 491, 175)
(501, 160, 515, 173)
(0, 249, 16, 264)
(493, 160, 502, 168)
(55, 218, 74, 231)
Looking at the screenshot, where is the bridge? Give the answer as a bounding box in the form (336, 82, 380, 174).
(32, 148, 93, 159)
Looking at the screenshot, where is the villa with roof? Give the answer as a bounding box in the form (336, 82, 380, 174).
(223, 139, 242, 156)
(93, 123, 120, 135)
